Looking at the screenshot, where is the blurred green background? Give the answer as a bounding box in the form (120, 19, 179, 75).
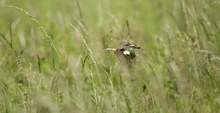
(1, 0, 220, 113)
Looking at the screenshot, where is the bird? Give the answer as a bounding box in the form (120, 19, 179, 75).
(105, 43, 140, 69)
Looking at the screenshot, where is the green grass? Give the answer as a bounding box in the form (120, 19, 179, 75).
(1, 0, 220, 113)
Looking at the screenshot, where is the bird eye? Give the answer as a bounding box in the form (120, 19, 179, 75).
(120, 48, 124, 51)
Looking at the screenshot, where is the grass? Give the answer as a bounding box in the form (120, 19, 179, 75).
(0, 0, 220, 113)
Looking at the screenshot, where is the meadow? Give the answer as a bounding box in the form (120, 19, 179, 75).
(0, 0, 220, 113)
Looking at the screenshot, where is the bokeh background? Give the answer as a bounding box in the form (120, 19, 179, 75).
(0, 0, 220, 113)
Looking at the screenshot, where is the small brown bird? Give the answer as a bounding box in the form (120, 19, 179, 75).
(105, 43, 140, 69)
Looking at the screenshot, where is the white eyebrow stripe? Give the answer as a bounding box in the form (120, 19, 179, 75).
(128, 44, 135, 47)
(126, 44, 140, 49)
(123, 50, 130, 55)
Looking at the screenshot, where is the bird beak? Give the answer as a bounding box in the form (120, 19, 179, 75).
(105, 48, 117, 51)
